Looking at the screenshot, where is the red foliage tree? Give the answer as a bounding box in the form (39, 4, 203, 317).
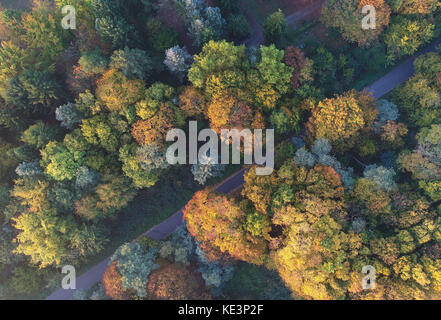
(282, 46, 306, 90)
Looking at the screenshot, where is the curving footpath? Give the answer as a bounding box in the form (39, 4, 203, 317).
(365, 38, 441, 98)
(46, 169, 246, 300)
(46, 10, 441, 300)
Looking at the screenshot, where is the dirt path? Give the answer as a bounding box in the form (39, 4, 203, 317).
(285, 0, 325, 25)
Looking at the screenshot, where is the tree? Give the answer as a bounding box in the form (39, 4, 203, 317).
(75, 174, 137, 221)
(181, 4, 226, 48)
(78, 49, 109, 75)
(102, 262, 130, 300)
(13, 208, 76, 268)
(283, 46, 307, 90)
(0, 41, 33, 86)
(2, 69, 61, 114)
(136, 144, 170, 172)
(119, 143, 162, 189)
(307, 90, 378, 152)
(270, 106, 300, 135)
(207, 89, 254, 132)
(21, 3, 71, 65)
(56, 102, 82, 130)
(321, 0, 391, 46)
(253, 45, 293, 110)
(270, 161, 361, 300)
(96, 69, 145, 112)
(70, 224, 109, 259)
(110, 47, 153, 81)
(394, 53, 441, 128)
(388, 0, 440, 14)
(363, 164, 397, 192)
(164, 46, 193, 80)
(226, 14, 251, 41)
(183, 189, 268, 265)
(399, 124, 441, 182)
(384, 16, 434, 61)
(81, 114, 121, 153)
(92, 0, 139, 49)
(178, 86, 206, 119)
(131, 103, 176, 146)
(21, 121, 63, 150)
(15, 161, 42, 177)
(135, 82, 177, 120)
(188, 40, 249, 95)
(146, 263, 208, 300)
(108, 242, 159, 298)
(263, 9, 286, 45)
(41, 141, 83, 182)
(191, 155, 225, 185)
(75, 166, 100, 190)
(145, 18, 179, 54)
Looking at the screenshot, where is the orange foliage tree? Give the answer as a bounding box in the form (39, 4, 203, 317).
(131, 103, 176, 146)
(146, 263, 209, 300)
(102, 262, 131, 300)
(183, 189, 268, 265)
(207, 89, 255, 133)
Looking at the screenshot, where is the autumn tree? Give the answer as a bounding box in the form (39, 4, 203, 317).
(270, 161, 362, 299)
(75, 174, 136, 221)
(383, 16, 434, 61)
(321, 0, 391, 46)
(388, 0, 440, 15)
(21, 2, 72, 66)
(307, 90, 378, 152)
(96, 69, 145, 112)
(183, 189, 268, 265)
(102, 262, 130, 300)
(283, 46, 307, 90)
(131, 104, 177, 147)
(146, 263, 209, 300)
(207, 89, 254, 133)
(13, 208, 77, 268)
(178, 86, 206, 119)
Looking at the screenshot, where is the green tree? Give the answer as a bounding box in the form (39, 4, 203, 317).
(263, 9, 286, 45)
(110, 47, 153, 80)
